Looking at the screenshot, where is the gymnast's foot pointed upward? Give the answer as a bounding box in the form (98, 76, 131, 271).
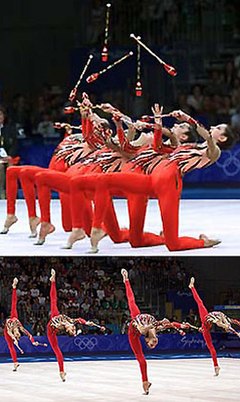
(50, 269, 56, 282)
(188, 277, 195, 289)
(121, 269, 128, 283)
(62, 228, 86, 249)
(34, 222, 55, 245)
(12, 277, 18, 288)
(1, 214, 18, 234)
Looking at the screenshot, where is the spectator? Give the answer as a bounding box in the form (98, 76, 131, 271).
(186, 84, 204, 114)
(36, 112, 57, 138)
(0, 105, 18, 198)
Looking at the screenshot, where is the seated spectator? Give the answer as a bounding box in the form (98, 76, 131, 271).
(0, 105, 19, 198)
(36, 112, 57, 138)
(231, 107, 240, 137)
(186, 84, 204, 114)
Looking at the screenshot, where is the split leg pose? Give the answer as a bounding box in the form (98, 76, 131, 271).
(121, 268, 154, 395)
(189, 277, 220, 376)
(121, 268, 194, 394)
(4, 277, 43, 371)
(47, 269, 105, 381)
(189, 277, 240, 375)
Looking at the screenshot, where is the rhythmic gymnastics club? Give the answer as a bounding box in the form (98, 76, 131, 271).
(130, 34, 177, 76)
(135, 36, 142, 96)
(86, 51, 134, 83)
(69, 54, 94, 101)
(140, 113, 172, 122)
(34, 341, 48, 347)
(87, 321, 106, 331)
(54, 122, 81, 130)
(187, 323, 200, 331)
(101, 3, 111, 62)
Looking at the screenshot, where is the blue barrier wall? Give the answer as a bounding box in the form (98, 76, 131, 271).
(18, 139, 240, 185)
(0, 333, 238, 357)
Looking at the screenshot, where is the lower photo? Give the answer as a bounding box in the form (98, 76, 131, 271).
(0, 256, 239, 401)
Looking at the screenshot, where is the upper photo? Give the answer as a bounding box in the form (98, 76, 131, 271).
(0, 0, 239, 256)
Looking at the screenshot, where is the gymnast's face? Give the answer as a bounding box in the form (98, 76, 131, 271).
(145, 336, 158, 349)
(172, 122, 191, 142)
(65, 323, 76, 336)
(210, 124, 228, 144)
(145, 329, 158, 349)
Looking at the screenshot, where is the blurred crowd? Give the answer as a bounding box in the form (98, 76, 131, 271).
(175, 57, 240, 136)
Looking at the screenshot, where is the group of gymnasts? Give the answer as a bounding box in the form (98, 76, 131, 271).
(0, 92, 237, 253)
(4, 268, 240, 395)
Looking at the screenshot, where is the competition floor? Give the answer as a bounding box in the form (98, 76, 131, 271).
(0, 199, 239, 256)
(1, 357, 239, 401)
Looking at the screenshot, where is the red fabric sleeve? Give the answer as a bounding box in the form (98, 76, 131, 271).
(76, 317, 87, 325)
(82, 117, 87, 139)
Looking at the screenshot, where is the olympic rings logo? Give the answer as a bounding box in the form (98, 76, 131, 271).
(216, 148, 240, 177)
(74, 337, 98, 351)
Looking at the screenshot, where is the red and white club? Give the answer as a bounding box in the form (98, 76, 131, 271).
(101, 3, 111, 62)
(69, 54, 94, 101)
(135, 36, 142, 96)
(86, 51, 133, 83)
(140, 113, 172, 122)
(130, 33, 177, 77)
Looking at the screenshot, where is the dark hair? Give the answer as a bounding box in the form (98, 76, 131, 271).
(183, 125, 198, 143)
(101, 120, 110, 130)
(218, 125, 237, 150)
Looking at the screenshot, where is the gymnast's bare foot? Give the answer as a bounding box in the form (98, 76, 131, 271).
(121, 269, 128, 283)
(34, 222, 55, 245)
(199, 234, 221, 248)
(60, 371, 66, 382)
(143, 381, 152, 395)
(29, 216, 40, 238)
(50, 269, 56, 282)
(13, 362, 20, 372)
(89, 227, 106, 253)
(214, 366, 220, 376)
(188, 277, 195, 289)
(1, 214, 18, 234)
(62, 228, 86, 249)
